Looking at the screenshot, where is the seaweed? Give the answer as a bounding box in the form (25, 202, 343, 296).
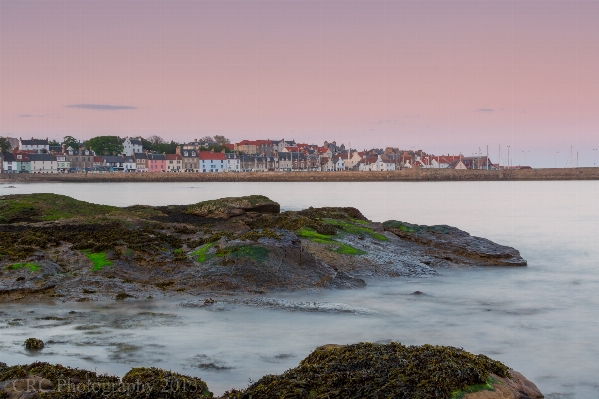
(221, 343, 510, 399)
(297, 227, 366, 256)
(215, 245, 269, 263)
(24, 338, 45, 350)
(6, 262, 40, 272)
(83, 251, 113, 271)
(322, 219, 387, 241)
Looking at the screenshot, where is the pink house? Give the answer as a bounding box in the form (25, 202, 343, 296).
(147, 153, 166, 172)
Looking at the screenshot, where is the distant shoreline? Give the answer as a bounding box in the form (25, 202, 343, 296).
(1, 167, 598, 182)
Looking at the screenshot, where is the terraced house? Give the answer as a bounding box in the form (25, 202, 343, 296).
(134, 152, 148, 172)
(29, 153, 56, 173)
(147, 153, 166, 172)
(165, 153, 182, 172)
(180, 149, 199, 172)
(65, 148, 96, 171)
(19, 137, 49, 153)
(198, 151, 225, 172)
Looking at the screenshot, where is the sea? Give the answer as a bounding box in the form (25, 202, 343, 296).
(1, 180, 598, 398)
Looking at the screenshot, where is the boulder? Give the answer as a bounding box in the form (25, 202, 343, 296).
(463, 371, 544, 399)
(187, 195, 280, 218)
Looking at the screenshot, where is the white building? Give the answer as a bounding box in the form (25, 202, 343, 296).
(123, 155, 137, 171)
(122, 137, 143, 156)
(225, 153, 240, 172)
(55, 154, 70, 172)
(19, 137, 49, 154)
(29, 153, 57, 173)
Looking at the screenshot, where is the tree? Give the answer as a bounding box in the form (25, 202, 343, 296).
(200, 136, 214, 143)
(141, 136, 178, 154)
(49, 139, 60, 146)
(84, 136, 123, 155)
(213, 135, 230, 145)
(146, 135, 165, 145)
(63, 135, 79, 149)
(0, 137, 12, 152)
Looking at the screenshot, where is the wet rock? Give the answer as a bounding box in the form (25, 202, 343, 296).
(23, 338, 44, 350)
(383, 220, 527, 266)
(1, 375, 53, 399)
(462, 371, 544, 399)
(411, 290, 424, 295)
(187, 195, 280, 218)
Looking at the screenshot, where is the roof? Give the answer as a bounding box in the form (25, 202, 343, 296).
(147, 153, 166, 161)
(28, 153, 55, 161)
(224, 143, 235, 150)
(2, 153, 16, 162)
(20, 138, 49, 146)
(225, 153, 239, 159)
(236, 140, 273, 146)
(123, 155, 136, 162)
(134, 152, 148, 159)
(49, 146, 62, 152)
(129, 139, 142, 145)
(102, 156, 123, 163)
(198, 151, 226, 160)
(165, 154, 182, 160)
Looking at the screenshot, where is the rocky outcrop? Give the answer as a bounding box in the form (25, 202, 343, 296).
(383, 220, 527, 266)
(187, 195, 280, 218)
(0, 344, 543, 399)
(0, 194, 527, 302)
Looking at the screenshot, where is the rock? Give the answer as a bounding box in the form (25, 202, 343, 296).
(187, 195, 280, 218)
(1, 375, 53, 399)
(23, 338, 44, 350)
(463, 371, 544, 399)
(383, 220, 527, 266)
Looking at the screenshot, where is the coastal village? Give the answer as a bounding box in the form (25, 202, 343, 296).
(0, 136, 509, 174)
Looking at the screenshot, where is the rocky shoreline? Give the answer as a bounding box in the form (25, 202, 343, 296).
(0, 193, 526, 303)
(1, 343, 543, 399)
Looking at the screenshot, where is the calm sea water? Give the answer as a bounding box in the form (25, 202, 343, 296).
(1, 181, 598, 398)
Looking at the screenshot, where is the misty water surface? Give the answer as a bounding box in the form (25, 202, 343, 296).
(1, 181, 598, 398)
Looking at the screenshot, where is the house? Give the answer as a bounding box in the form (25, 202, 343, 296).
(274, 139, 296, 152)
(343, 151, 362, 169)
(19, 137, 49, 153)
(165, 154, 182, 172)
(234, 140, 274, 155)
(198, 151, 226, 172)
(225, 153, 240, 172)
(332, 156, 346, 171)
(29, 153, 57, 173)
(55, 154, 70, 172)
(448, 159, 468, 170)
(251, 155, 278, 171)
(320, 157, 334, 172)
(278, 152, 306, 171)
(134, 152, 148, 172)
(123, 155, 137, 172)
(14, 152, 31, 173)
(2, 153, 16, 173)
(65, 148, 96, 171)
(180, 149, 198, 172)
(123, 137, 143, 156)
(102, 155, 124, 171)
(147, 153, 166, 172)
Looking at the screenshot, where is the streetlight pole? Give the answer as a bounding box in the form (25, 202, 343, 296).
(593, 149, 598, 166)
(507, 146, 511, 168)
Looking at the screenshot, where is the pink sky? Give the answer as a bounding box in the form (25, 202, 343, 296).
(1, 1, 598, 166)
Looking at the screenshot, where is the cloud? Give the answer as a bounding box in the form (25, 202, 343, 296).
(65, 104, 137, 110)
(18, 114, 33, 117)
(476, 108, 494, 113)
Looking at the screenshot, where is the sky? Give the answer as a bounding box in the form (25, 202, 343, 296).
(1, 1, 598, 167)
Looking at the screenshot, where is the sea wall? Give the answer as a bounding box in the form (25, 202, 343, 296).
(1, 167, 598, 183)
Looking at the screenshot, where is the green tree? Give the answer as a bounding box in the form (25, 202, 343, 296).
(84, 136, 123, 155)
(49, 139, 60, 146)
(62, 135, 79, 149)
(213, 135, 230, 145)
(142, 136, 179, 154)
(0, 137, 11, 152)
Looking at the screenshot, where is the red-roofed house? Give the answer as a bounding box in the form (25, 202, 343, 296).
(198, 151, 226, 172)
(165, 154, 183, 172)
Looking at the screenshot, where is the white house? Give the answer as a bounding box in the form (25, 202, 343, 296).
(29, 153, 57, 173)
(19, 137, 49, 154)
(123, 155, 137, 171)
(198, 151, 226, 172)
(55, 154, 70, 172)
(333, 156, 346, 171)
(123, 137, 143, 156)
(225, 153, 240, 172)
(2, 153, 17, 173)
